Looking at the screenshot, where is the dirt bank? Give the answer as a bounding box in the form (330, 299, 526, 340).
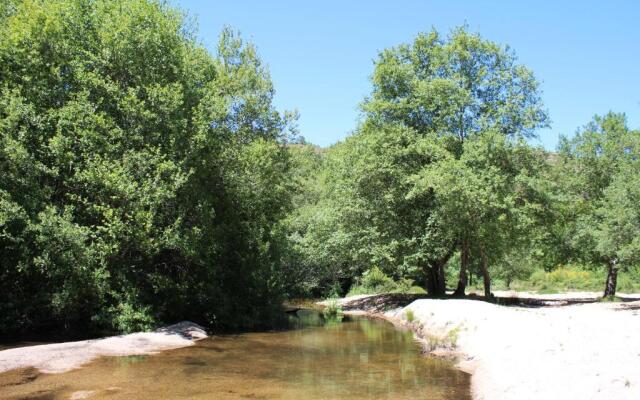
(0, 321, 207, 374)
(326, 294, 640, 400)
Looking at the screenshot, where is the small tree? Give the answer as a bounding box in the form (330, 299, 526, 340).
(577, 165, 640, 297)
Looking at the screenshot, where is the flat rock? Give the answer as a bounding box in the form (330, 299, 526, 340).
(0, 321, 208, 374)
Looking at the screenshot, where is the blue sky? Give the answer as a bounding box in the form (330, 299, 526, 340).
(174, 1, 640, 150)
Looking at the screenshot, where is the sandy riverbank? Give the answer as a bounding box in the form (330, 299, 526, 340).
(327, 293, 640, 400)
(0, 321, 207, 374)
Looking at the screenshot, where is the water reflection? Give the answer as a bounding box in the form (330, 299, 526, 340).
(1, 310, 470, 399)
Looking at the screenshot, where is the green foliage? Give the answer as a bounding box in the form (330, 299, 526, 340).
(447, 325, 462, 347)
(413, 131, 548, 267)
(529, 267, 600, 293)
(556, 113, 640, 295)
(516, 266, 640, 294)
(491, 250, 539, 289)
(280, 30, 639, 300)
(0, 0, 296, 335)
(2, 2, 639, 339)
(361, 266, 396, 291)
(322, 298, 344, 319)
(107, 297, 157, 334)
(347, 266, 426, 296)
(316, 26, 549, 297)
(279, 144, 345, 297)
(363, 26, 549, 141)
(422, 324, 463, 351)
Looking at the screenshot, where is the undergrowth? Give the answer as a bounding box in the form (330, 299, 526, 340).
(347, 266, 427, 296)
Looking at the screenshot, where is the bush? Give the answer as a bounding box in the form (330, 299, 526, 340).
(109, 300, 156, 334)
(362, 266, 396, 292)
(347, 267, 427, 296)
(526, 267, 599, 292)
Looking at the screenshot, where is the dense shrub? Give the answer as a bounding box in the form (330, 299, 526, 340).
(0, 0, 295, 335)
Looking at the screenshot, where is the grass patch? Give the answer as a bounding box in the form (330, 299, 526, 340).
(322, 298, 344, 318)
(446, 325, 462, 347)
(405, 309, 416, 323)
(423, 328, 461, 351)
(599, 295, 623, 303)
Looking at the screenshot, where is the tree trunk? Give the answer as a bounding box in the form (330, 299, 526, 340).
(424, 244, 456, 297)
(425, 264, 447, 297)
(425, 267, 436, 296)
(453, 240, 469, 297)
(480, 248, 492, 300)
(604, 259, 619, 298)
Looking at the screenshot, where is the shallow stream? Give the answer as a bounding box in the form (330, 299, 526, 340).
(1, 311, 470, 399)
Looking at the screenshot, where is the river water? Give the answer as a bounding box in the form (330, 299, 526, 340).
(1, 311, 471, 399)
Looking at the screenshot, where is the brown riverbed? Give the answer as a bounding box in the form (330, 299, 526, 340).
(0, 311, 471, 399)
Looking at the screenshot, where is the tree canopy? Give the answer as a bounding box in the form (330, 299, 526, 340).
(1, 2, 638, 337)
(0, 0, 296, 334)
(363, 27, 549, 142)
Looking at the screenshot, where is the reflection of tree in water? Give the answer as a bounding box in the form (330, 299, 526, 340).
(1, 311, 470, 400)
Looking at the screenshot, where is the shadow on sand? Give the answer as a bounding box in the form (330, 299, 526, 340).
(338, 292, 640, 312)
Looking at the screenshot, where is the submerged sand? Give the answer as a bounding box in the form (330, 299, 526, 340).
(330, 294, 640, 400)
(0, 321, 207, 374)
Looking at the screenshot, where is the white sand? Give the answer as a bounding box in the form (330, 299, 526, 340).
(324, 293, 640, 399)
(0, 321, 207, 374)
(386, 298, 640, 400)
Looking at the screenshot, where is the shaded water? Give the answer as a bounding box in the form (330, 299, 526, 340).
(1, 311, 470, 399)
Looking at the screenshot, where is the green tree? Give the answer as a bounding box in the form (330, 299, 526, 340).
(363, 26, 548, 142)
(0, 0, 294, 334)
(594, 165, 640, 296)
(324, 122, 453, 295)
(411, 132, 548, 297)
(280, 143, 353, 296)
(559, 113, 640, 297)
(358, 27, 549, 295)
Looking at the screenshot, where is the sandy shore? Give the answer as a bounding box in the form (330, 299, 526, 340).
(329, 293, 640, 400)
(0, 321, 207, 374)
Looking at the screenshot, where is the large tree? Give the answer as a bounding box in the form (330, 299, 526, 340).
(359, 27, 549, 295)
(0, 0, 295, 334)
(412, 132, 548, 297)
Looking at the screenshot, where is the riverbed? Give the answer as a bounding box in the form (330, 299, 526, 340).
(0, 311, 470, 399)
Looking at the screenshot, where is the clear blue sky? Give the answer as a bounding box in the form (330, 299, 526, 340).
(174, 0, 639, 150)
